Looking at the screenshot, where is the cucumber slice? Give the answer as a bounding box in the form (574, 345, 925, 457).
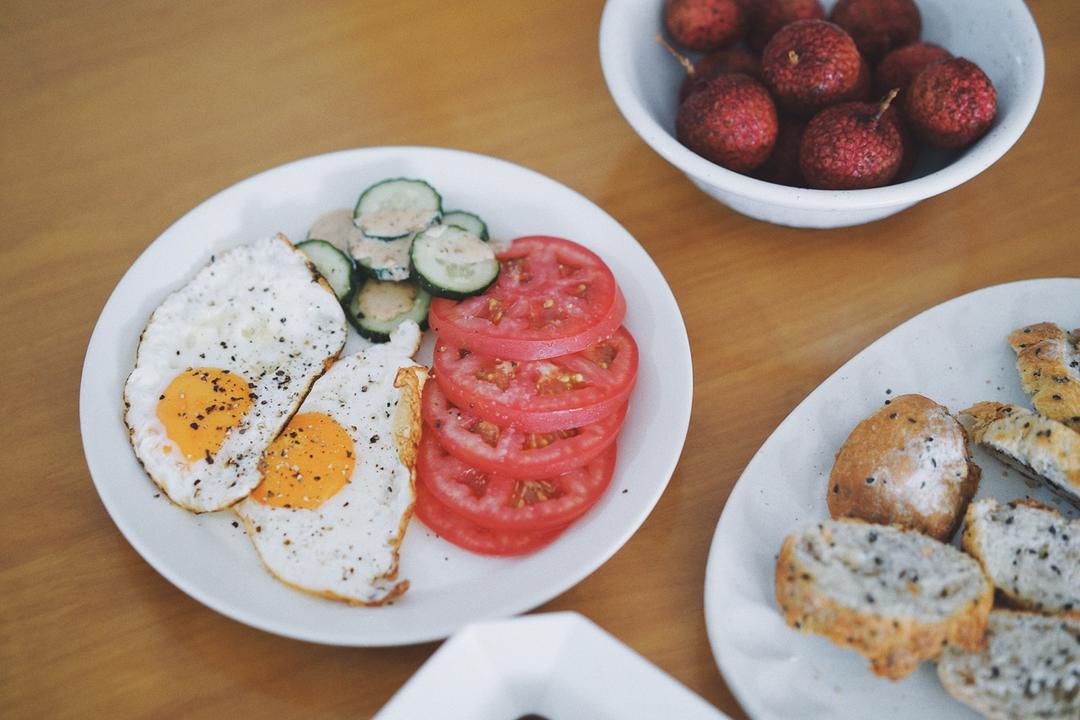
(440, 210, 489, 241)
(354, 178, 442, 240)
(346, 278, 431, 343)
(296, 239, 354, 300)
(349, 231, 412, 282)
(410, 224, 499, 300)
(307, 208, 361, 253)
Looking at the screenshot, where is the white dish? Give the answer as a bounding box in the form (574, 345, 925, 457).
(375, 611, 729, 720)
(600, 0, 1045, 228)
(80, 146, 693, 646)
(704, 278, 1079, 719)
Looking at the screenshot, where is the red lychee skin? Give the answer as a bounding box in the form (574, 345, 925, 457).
(676, 73, 779, 173)
(747, 0, 826, 52)
(761, 20, 862, 117)
(875, 42, 952, 99)
(678, 47, 762, 101)
(905, 57, 998, 149)
(664, 0, 750, 52)
(829, 0, 921, 63)
(882, 105, 919, 181)
(799, 99, 904, 189)
(753, 117, 807, 186)
(843, 56, 872, 102)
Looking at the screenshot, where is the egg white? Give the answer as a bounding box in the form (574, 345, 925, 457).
(123, 234, 347, 512)
(234, 322, 427, 605)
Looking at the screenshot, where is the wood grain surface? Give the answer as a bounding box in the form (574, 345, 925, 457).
(2, 1, 1078, 718)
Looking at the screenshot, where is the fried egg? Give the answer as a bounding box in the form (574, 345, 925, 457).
(124, 234, 347, 512)
(234, 321, 427, 605)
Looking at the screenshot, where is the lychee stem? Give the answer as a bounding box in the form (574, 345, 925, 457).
(655, 34, 696, 76)
(787, 49, 800, 66)
(873, 88, 900, 123)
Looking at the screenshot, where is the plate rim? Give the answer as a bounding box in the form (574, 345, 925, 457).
(374, 610, 729, 719)
(702, 277, 1080, 719)
(79, 145, 694, 646)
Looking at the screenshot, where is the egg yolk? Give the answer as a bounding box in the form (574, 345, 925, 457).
(251, 412, 354, 509)
(156, 368, 253, 463)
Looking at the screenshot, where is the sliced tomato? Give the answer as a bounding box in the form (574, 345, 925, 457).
(432, 326, 639, 431)
(418, 432, 616, 531)
(413, 479, 563, 556)
(422, 380, 626, 479)
(427, 236, 625, 360)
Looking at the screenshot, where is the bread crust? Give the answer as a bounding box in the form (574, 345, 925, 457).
(1007, 322, 1080, 432)
(961, 497, 1080, 614)
(963, 401, 1080, 505)
(937, 610, 1080, 720)
(775, 520, 993, 680)
(828, 394, 980, 541)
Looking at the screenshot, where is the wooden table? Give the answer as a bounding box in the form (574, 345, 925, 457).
(3, 1, 1078, 717)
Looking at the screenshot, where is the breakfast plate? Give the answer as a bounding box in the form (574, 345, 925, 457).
(703, 278, 1079, 720)
(80, 146, 693, 646)
(374, 612, 728, 719)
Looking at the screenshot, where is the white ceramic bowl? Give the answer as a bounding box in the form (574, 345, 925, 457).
(599, 0, 1044, 228)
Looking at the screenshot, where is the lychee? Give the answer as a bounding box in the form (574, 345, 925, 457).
(799, 89, 904, 189)
(829, 0, 921, 63)
(661, 40, 762, 101)
(746, 0, 826, 52)
(875, 42, 952, 99)
(753, 117, 807, 186)
(844, 56, 872, 102)
(905, 57, 997, 149)
(882, 103, 919, 181)
(676, 73, 779, 172)
(664, 0, 750, 52)
(761, 20, 863, 117)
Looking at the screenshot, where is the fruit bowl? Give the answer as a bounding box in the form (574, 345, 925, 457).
(599, 0, 1044, 229)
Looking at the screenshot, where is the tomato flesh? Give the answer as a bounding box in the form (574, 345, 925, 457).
(427, 236, 625, 360)
(432, 326, 638, 431)
(414, 479, 564, 556)
(422, 379, 626, 479)
(418, 431, 616, 531)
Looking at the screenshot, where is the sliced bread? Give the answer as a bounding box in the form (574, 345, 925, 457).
(963, 402, 1080, 507)
(962, 498, 1080, 614)
(775, 518, 993, 680)
(937, 610, 1080, 720)
(1007, 322, 1080, 432)
(828, 393, 981, 542)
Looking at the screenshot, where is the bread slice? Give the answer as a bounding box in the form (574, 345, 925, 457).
(775, 518, 992, 680)
(937, 610, 1080, 719)
(963, 402, 1080, 506)
(828, 394, 981, 542)
(962, 498, 1080, 614)
(1007, 322, 1080, 432)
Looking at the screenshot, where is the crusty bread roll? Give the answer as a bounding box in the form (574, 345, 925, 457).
(963, 401, 1080, 506)
(937, 610, 1080, 720)
(1007, 322, 1080, 432)
(775, 519, 992, 680)
(962, 498, 1079, 614)
(828, 394, 981, 541)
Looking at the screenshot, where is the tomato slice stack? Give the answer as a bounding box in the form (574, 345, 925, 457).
(418, 236, 638, 555)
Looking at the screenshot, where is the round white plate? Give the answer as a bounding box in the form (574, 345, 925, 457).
(80, 146, 692, 646)
(704, 278, 1080, 720)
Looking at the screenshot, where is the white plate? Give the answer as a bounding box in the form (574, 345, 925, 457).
(374, 611, 728, 720)
(80, 146, 692, 646)
(704, 278, 1080, 720)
